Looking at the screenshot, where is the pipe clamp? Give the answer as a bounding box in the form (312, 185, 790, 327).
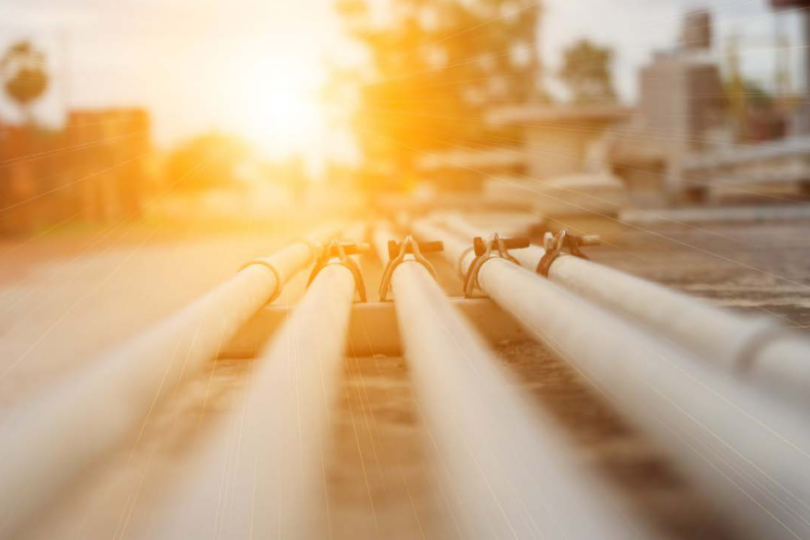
(379, 236, 443, 301)
(463, 234, 529, 297)
(536, 230, 600, 277)
(307, 240, 369, 302)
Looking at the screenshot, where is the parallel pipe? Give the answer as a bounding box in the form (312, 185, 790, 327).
(417, 219, 810, 539)
(0, 225, 340, 538)
(441, 214, 810, 400)
(373, 225, 643, 539)
(153, 230, 362, 538)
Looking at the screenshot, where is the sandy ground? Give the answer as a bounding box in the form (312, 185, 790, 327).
(2, 216, 809, 539)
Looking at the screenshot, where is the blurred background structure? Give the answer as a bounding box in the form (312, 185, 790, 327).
(2, 0, 810, 230)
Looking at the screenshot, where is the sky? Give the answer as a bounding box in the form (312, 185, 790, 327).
(0, 0, 341, 159)
(0, 0, 804, 162)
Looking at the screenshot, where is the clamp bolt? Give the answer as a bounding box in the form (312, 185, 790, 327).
(387, 240, 443, 260)
(473, 236, 530, 257)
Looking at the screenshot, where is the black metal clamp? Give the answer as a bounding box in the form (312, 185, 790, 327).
(307, 240, 369, 302)
(379, 236, 444, 301)
(536, 230, 600, 277)
(463, 234, 530, 297)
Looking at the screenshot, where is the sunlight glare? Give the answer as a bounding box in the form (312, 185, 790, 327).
(235, 56, 323, 157)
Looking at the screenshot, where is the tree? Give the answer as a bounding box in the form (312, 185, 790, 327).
(166, 133, 250, 192)
(559, 39, 616, 105)
(1, 41, 49, 126)
(331, 0, 542, 190)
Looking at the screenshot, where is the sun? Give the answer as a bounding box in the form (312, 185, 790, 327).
(235, 57, 324, 157)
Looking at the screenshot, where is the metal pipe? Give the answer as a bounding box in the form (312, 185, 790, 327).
(153, 232, 362, 538)
(373, 225, 643, 539)
(440, 214, 810, 401)
(0, 225, 341, 538)
(416, 219, 810, 539)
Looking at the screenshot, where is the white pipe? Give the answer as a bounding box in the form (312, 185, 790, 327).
(441, 215, 810, 401)
(0, 225, 341, 538)
(416, 220, 810, 539)
(373, 225, 644, 540)
(152, 255, 359, 538)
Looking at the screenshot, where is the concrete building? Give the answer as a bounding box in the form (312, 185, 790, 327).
(415, 104, 630, 189)
(415, 148, 526, 190)
(680, 9, 713, 51)
(611, 5, 810, 204)
(637, 53, 726, 158)
(0, 124, 69, 234)
(486, 104, 632, 181)
(770, 0, 810, 134)
(414, 104, 632, 220)
(67, 108, 151, 222)
(609, 11, 727, 204)
(0, 108, 151, 234)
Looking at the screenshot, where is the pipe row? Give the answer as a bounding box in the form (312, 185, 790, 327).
(441, 214, 810, 401)
(373, 224, 643, 539)
(152, 232, 362, 538)
(416, 219, 810, 539)
(0, 225, 340, 538)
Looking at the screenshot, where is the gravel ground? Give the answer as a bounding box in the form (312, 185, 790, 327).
(2, 217, 809, 539)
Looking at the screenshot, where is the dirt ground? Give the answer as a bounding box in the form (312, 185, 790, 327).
(2, 216, 809, 539)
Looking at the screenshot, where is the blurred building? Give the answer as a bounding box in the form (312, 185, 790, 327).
(68, 108, 151, 222)
(415, 104, 630, 191)
(487, 104, 631, 180)
(680, 9, 713, 51)
(0, 108, 151, 234)
(770, 0, 810, 134)
(413, 104, 631, 222)
(635, 51, 726, 148)
(611, 5, 810, 205)
(609, 11, 727, 204)
(0, 123, 68, 234)
(416, 148, 526, 191)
